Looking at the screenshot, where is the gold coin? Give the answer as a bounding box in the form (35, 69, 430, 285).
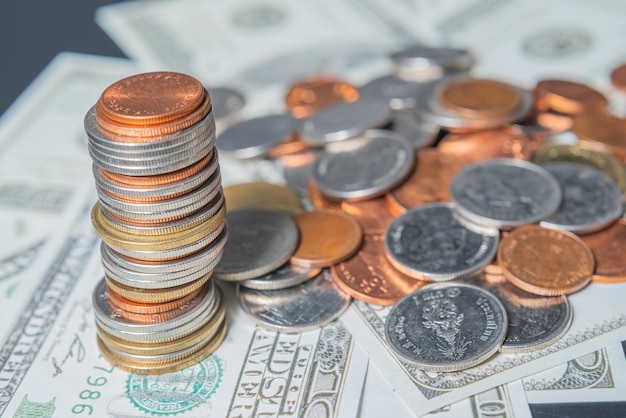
(97, 321, 227, 374)
(224, 181, 303, 214)
(105, 273, 212, 303)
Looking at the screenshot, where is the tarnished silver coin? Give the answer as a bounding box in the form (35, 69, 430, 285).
(385, 282, 507, 372)
(298, 97, 392, 146)
(466, 275, 572, 353)
(539, 162, 624, 234)
(237, 269, 351, 333)
(450, 159, 562, 229)
(392, 108, 439, 149)
(358, 74, 425, 110)
(239, 263, 321, 290)
(216, 113, 297, 159)
(385, 203, 499, 281)
(209, 86, 245, 122)
(214, 208, 299, 281)
(390, 46, 474, 81)
(312, 129, 414, 201)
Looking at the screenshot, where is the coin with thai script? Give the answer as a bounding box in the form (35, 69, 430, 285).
(385, 282, 507, 372)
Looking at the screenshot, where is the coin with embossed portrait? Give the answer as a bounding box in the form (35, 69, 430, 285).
(385, 282, 507, 372)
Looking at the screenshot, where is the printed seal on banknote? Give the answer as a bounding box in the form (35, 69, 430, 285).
(125, 356, 223, 416)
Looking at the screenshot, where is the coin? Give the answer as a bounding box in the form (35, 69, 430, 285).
(358, 74, 424, 109)
(391, 108, 439, 149)
(340, 196, 395, 234)
(385, 203, 499, 281)
(237, 269, 351, 333)
(450, 159, 562, 229)
(280, 150, 320, 197)
(582, 219, 626, 283)
(498, 225, 595, 296)
(223, 181, 302, 214)
(390, 46, 473, 81)
(540, 162, 623, 234)
(209, 86, 246, 122)
(535, 110, 574, 132)
(534, 79, 607, 115)
(312, 129, 414, 201)
(239, 263, 320, 291)
(107, 286, 201, 314)
(572, 113, 626, 162)
(610, 63, 626, 92)
(331, 233, 426, 305)
(285, 76, 360, 119)
(385, 282, 507, 372)
(266, 134, 311, 158)
(307, 179, 343, 212)
(105, 272, 212, 304)
(214, 208, 299, 281)
(290, 210, 362, 268)
(439, 78, 522, 120)
(438, 128, 534, 162)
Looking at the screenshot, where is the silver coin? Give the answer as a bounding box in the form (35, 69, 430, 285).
(237, 269, 351, 333)
(298, 97, 392, 146)
(390, 46, 474, 81)
(466, 275, 572, 353)
(385, 282, 507, 372)
(359, 74, 426, 110)
(209, 86, 246, 122)
(279, 149, 320, 196)
(312, 129, 414, 201)
(539, 162, 624, 234)
(392, 108, 439, 149)
(450, 159, 562, 229)
(240, 263, 321, 290)
(216, 113, 297, 159)
(214, 208, 299, 281)
(385, 203, 499, 281)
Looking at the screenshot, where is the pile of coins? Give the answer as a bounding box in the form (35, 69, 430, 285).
(213, 45, 626, 372)
(85, 72, 227, 374)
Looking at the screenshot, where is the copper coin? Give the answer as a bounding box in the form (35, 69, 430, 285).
(307, 179, 343, 211)
(610, 63, 626, 92)
(385, 149, 467, 216)
(534, 79, 607, 115)
(107, 285, 201, 314)
(266, 134, 311, 158)
(572, 113, 626, 162)
(498, 225, 595, 296)
(535, 111, 574, 132)
(331, 234, 426, 305)
(285, 76, 360, 119)
(290, 210, 362, 268)
(340, 197, 395, 234)
(438, 127, 534, 162)
(97, 72, 206, 126)
(582, 219, 626, 283)
(439, 78, 521, 120)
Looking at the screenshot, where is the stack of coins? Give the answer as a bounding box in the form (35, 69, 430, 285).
(84, 71, 228, 374)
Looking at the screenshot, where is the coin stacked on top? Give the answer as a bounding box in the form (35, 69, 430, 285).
(84, 72, 228, 374)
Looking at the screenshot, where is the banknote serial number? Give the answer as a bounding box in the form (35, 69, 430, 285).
(71, 355, 115, 415)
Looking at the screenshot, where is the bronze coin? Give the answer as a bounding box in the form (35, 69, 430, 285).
(331, 234, 426, 305)
(572, 112, 626, 162)
(290, 210, 362, 268)
(340, 197, 394, 234)
(610, 63, 626, 92)
(582, 220, 626, 283)
(385, 149, 467, 216)
(439, 78, 521, 120)
(534, 79, 607, 115)
(97, 72, 206, 126)
(307, 179, 343, 211)
(438, 127, 534, 162)
(285, 76, 360, 119)
(498, 225, 594, 296)
(535, 110, 574, 132)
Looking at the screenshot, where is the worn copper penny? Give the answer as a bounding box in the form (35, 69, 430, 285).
(331, 233, 426, 305)
(340, 197, 395, 234)
(385, 149, 467, 216)
(582, 219, 626, 283)
(498, 225, 595, 296)
(285, 76, 360, 119)
(224, 181, 303, 215)
(97, 72, 206, 126)
(290, 210, 362, 268)
(307, 179, 343, 211)
(535, 111, 574, 132)
(572, 113, 626, 162)
(534, 79, 607, 115)
(610, 63, 626, 92)
(438, 128, 533, 162)
(439, 78, 521, 120)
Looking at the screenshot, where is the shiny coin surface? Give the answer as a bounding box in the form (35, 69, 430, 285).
(392, 108, 439, 149)
(439, 78, 521, 120)
(359, 74, 424, 109)
(534, 79, 607, 115)
(390, 46, 473, 81)
(312, 129, 414, 201)
(298, 97, 392, 145)
(572, 113, 626, 162)
(216, 114, 297, 159)
(340, 196, 395, 234)
(290, 210, 362, 268)
(498, 225, 595, 296)
(285, 76, 360, 119)
(239, 263, 320, 290)
(385, 282, 507, 372)
(223, 181, 303, 214)
(540, 162, 623, 234)
(214, 208, 299, 281)
(582, 220, 626, 283)
(237, 269, 351, 333)
(280, 150, 320, 196)
(438, 128, 534, 163)
(467, 274, 572, 353)
(385, 203, 499, 281)
(307, 180, 343, 212)
(331, 233, 426, 306)
(450, 159, 562, 229)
